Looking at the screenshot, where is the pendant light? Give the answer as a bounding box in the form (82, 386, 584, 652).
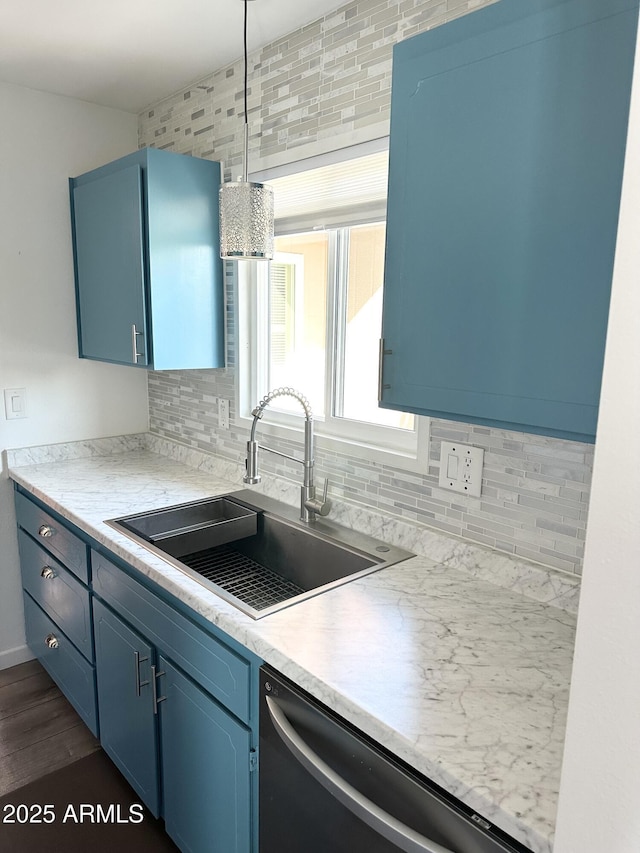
(219, 0, 274, 260)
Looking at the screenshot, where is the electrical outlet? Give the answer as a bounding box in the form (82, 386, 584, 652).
(218, 398, 230, 429)
(438, 441, 484, 497)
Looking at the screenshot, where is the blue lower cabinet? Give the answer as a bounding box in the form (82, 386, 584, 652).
(17, 490, 97, 736)
(15, 489, 259, 852)
(15, 490, 89, 584)
(159, 656, 253, 853)
(91, 561, 259, 852)
(93, 599, 160, 816)
(19, 531, 93, 662)
(23, 593, 98, 736)
(92, 550, 252, 723)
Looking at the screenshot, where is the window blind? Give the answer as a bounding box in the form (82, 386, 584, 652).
(266, 150, 389, 233)
(269, 262, 294, 365)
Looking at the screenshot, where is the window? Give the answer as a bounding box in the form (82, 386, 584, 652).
(238, 144, 428, 472)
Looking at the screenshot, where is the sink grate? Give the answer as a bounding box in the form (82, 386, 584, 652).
(180, 545, 305, 611)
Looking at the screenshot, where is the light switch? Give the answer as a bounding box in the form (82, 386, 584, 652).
(438, 441, 484, 497)
(4, 388, 27, 420)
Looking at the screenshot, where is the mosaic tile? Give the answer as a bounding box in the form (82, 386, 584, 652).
(140, 0, 590, 577)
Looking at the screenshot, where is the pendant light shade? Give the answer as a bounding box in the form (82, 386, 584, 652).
(219, 179, 274, 259)
(219, 0, 274, 260)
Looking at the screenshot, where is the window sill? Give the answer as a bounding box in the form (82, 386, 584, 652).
(236, 412, 430, 475)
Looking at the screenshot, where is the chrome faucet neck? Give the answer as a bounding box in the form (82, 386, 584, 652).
(243, 387, 330, 523)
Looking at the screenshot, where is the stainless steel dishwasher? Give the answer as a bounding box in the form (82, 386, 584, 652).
(259, 667, 530, 853)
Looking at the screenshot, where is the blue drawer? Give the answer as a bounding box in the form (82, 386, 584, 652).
(15, 491, 89, 584)
(92, 551, 251, 723)
(19, 530, 93, 662)
(23, 593, 98, 736)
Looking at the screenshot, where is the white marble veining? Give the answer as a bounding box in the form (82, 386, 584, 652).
(144, 434, 581, 614)
(8, 447, 576, 852)
(3, 434, 148, 468)
(5, 433, 581, 614)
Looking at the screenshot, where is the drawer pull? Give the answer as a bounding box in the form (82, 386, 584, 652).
(45, 634, 59, 649)
(38, 524, 53, 538)
(40, 566, 57, 580)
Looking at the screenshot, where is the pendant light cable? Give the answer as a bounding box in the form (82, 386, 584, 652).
(241, 0, 249, 183)
(244, 0, 248, 124)
(218, 0, 274, 260)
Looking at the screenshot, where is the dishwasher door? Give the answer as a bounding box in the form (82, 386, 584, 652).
(259, 667, 529, 853)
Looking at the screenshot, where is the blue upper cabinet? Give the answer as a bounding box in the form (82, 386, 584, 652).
(70, 147, 224, 370)
(380, 0, 639, 442)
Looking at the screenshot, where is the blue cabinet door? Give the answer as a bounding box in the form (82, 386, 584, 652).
(70, 147, 224, 371)
(144, 148, 225, 371)
(381, 0, 639, 442)
(72, 165, 148, 366)
(93, 599, 160, 816)
(159, 656, 253, 853)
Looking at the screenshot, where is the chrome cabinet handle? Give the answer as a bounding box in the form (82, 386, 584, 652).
(45, 634, 59, 649)
(151, 665, 166, 715)
(38, 524, 53, 538)
(40, 566, 57, 580)
(377, 338, 392, 402)
(266, 696, 454, 853)
(134, 651, 150, 696)
(131, 324, 145, 363)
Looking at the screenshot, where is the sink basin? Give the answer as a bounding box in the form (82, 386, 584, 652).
(107, 490, 412, 618)
(116, 496, 258, 554)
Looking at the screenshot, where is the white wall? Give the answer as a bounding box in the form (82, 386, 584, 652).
(553, 20, 640, 853)
(0, 82, 148, 668)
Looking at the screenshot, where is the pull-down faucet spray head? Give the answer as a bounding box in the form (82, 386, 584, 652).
(244, 416, 263, 484)
(243, 388, 330, 522)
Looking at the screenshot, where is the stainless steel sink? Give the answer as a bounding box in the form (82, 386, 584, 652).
(107, 490, 412, 618)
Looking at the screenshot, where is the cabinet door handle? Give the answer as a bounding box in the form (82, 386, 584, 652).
(134, 650, 150, 696)
(40, 566, 57, 580)
(38, 524, 53, 538)
(131, 324, 145, 363)
(45, 634, 59, 649)
(151, 664, 166, 714)
(377, 338, 392, 402)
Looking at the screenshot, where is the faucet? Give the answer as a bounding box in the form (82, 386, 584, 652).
(243, 387, 331, 523)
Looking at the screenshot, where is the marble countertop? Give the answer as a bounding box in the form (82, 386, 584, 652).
(8, 448, 576, 853)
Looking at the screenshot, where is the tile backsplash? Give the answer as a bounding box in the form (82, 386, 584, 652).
(140, 0, 592, 578)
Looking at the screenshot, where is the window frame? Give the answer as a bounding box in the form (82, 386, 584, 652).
(235, 145, 430, 475)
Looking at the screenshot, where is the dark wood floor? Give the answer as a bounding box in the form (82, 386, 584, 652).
(0, 659, 99, 797)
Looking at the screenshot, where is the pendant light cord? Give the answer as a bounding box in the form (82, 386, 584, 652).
(244, 0, 248, 124)
(242, 0, 249, 182)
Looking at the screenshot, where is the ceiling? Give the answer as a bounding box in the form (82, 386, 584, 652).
(0, 0, 345, 113)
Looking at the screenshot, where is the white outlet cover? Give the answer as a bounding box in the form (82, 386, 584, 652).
(438, 441, 484, 497)
(218, 398, 230, 429)
(4, 387, 27, 420)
